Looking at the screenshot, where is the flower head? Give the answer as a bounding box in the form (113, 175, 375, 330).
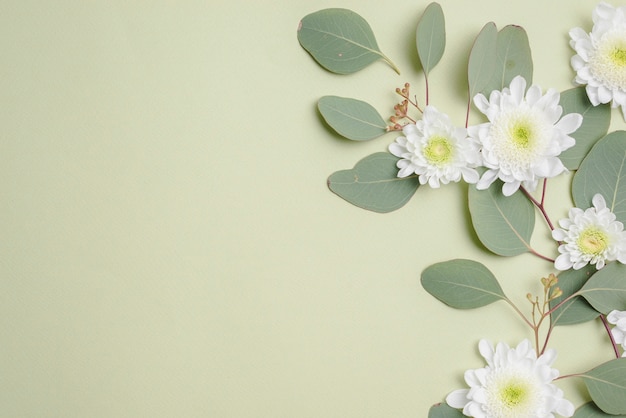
(388, 105, 480, 187)
(446, 339, 574, 418)
(470, 76, 582, 196)
(607, 310, 626, 356)
(569, 2, 626, 118)
(552, 194, 626, 270)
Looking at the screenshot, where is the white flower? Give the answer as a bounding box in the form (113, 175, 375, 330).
(388, 105, 480, 187)
(446, 339, 574, 418)
(569, 2, 626, 118)
(552, 194, 626, 270)
(469, 76, 582, 196)
(607, 310, 626, 356)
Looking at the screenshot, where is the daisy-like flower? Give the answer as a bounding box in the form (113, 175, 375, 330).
(552, 193, 626, 270)
(569, 2, 626, 118)
(446, 339, 574, 418)
(470, 76, 582, 196)
(607, 310, 626, 357)
(388, 105, 480, 188)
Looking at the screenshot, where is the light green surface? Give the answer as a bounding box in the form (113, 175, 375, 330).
(0, 0, 619, 417)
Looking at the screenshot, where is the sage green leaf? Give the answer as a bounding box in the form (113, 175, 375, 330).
(572, 131, 626, 224)
(480, 25, 533, 96)
(580, 358, 626, 415)
(559, 87, 611, 170)
(297, 8, 400, 74)
(421, 259, 507, 309)
(549, 265, 599, 327)
(468, 181, 535, 256)
(468, 22, 498, 101)
(317, 96, 388, 141)
(428, 404, 465, 418)
(416, 2, 445, 76)
(327, 152, 419, 212)
(573, 402, 626, 418)
(578, 262, 626, 314)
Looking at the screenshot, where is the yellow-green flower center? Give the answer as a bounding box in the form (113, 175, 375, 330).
(577, 227, 609, 256)
(424, 136, 453, 166)
(510, 121, 533, 149)
(610, 47, 626, 67)
(499, 383, 527, 408)
(589, 33, 626, 89)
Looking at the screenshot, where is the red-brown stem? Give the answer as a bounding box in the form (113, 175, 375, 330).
(601, 314, 621, 358)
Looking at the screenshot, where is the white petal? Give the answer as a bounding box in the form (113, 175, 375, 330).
(445, 389, 469, 408)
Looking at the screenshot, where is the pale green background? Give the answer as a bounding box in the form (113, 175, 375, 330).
(1, 0, 622, 417)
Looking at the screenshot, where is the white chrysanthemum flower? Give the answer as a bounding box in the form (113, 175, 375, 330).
(388, 105, 480, 187)
(552, 194, 626, 270)
(469, 76, 582, 196)
(446, 339, 574, 418)
(607, 310, 626, 356)
(569, 2, 626, 118)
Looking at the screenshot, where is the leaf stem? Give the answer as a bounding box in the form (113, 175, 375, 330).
(520, 183, 556, 232)
(600, 314, 621, 358)
(425, 75, 430, 106)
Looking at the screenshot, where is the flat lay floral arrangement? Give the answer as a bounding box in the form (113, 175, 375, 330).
(298, 2, 626, 418)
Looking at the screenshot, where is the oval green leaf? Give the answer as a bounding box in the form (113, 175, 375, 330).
(297, 8, 400, 74)
(559, 87, 611, 170)
(581, 358, 626, 415)
(578, 262, 626, 314)
(429, 404, 465, 418)
(421, 259, 507, 309)
(416, 2, 445, 76)
(574, 402, 626, 418)
(468, 181, 535, 256)
(327, 152, 419, 212)
(572, 131, 626, 224)
(549, 265, 599, 327)
(317, 96, 388, 141)
(480, 25, 533, 96)
(468, 22, 497, 100)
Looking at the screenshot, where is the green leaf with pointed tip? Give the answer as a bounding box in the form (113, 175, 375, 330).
(559, 87, 611, 170)
(572, 131, 626, 224)
(428, 404, 465, 418)
(578, 262, 626, 314)
(317, 96, 388, 141)
(327, 152, 419, 212)
(581, 358, 626, 415)
(468, 181, 535, 256)
(297, 8, 400, 74)
(574, 402, 626, 418)
(480, 25, 533, 96)
(421, 259, 507, 309)
(468, 22, 498, 100)
(549, 265, 599, 327)
(416, 2, 445, 76)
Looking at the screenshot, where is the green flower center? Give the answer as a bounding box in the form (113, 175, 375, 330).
(577, 227, 609, 256)
(424, 136, 453, 166)
(510, 122, 533, 149)
(610, 47, 626, 67)
(499, 382, 527, 408)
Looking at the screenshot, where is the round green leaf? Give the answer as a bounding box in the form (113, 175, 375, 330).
(429, 404, 465, 418)
(317, 96, 388, 141)
(573, 402, 626, 418)
(421, 259, 507, 309)
(297, 8, 400, 74)
(549, 265, 599, 327)
(327, 152, 419, 212)
(572, 131, 626, 224)
(578, 262, 626, 314)
(559, 87, 611, 170)
(468, 22, 497, 100)
(416, 2, 445, 76)
(581, 358, 626, 415)
(468, 181, 535, 256)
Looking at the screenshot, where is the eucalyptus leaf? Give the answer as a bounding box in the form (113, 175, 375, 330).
(416, 2, 445, 76)
(480, 25, 533, 96)
(428, 403, 465, 418)
(549, 265, 599, 327)
(559, 87, 611, 170)
(572, 131, 626, 224)
(578, 262, 626, 314)
(317, 96, 388, 141)
(298, 8, 400, 74)
(573, 402, 626, 418)
(421, 259, 507, 309)
(468, 181, 535, 256)
(327, 152, 419, 212)
(468, 22, 498, 101)
(580, 358, 626, 415)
